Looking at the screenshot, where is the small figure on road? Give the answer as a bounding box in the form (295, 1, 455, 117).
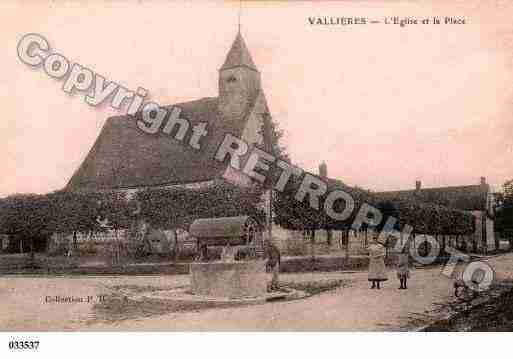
(368, 240, 388, 289)
(396, 252, 410, 290)
(264, 241, 281, 291)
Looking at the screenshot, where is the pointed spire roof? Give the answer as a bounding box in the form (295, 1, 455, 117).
(220, 32, 258, 72)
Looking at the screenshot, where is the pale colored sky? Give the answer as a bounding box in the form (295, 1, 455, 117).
(1, 0, 512, 197)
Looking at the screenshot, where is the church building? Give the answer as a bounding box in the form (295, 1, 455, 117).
(67, 31, 271, 194)
(57, 32, 272, 249)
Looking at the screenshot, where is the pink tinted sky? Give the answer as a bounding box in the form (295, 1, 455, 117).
(0, 0, 512, 197)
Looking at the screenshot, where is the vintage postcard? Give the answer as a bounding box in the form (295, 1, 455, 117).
(1, 0, 513, 351)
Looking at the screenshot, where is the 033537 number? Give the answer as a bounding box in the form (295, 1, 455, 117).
(8, 340, 40, 350)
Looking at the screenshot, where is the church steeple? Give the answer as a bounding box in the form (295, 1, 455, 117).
(218, 32, 261, 120)
(220, 32, 258, 72)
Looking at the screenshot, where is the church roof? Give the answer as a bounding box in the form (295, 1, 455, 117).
(375, 184, 489, 212)
(220, 32, 258, 72)
(66, 97, 253, 191)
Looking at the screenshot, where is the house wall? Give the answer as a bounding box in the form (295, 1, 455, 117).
(472, 210, 484, 252)
(486, 217, 495, 251)
(0, 235, 8, 252)
(472, 210, 496, 252)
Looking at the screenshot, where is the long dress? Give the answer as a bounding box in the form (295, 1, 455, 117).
(396, 253, 410, 279)
(368, 244, 388, 282)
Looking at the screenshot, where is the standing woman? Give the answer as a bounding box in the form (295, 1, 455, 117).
(368, 240, 388, 289)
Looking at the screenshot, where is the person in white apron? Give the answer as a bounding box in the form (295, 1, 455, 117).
(368, 241, 388, 289)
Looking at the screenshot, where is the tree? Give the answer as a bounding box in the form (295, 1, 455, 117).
(136, 182, 266, 232)
(98, 191, 132, 265)
(0, 194, 52, 259)
(45, 190, 104, 252)
(259, 112, 289, 243)
(0, 191, 113, 257)
(273, 171, 374, 259)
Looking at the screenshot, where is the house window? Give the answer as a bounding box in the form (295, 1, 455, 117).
(227, 75, 237, 83)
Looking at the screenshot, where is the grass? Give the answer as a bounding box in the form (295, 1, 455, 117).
(279, 279, 348, 295)
(88, 278, 349, 325)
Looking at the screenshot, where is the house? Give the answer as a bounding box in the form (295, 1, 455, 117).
(376, 177, 496, 252)
(505, 180, 513, 199)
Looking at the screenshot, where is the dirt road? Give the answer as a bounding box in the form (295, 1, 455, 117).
(2, 253, 513, 331)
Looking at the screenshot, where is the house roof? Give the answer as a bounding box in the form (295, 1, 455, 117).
(189, 216, 253, 238)
(375, 184, 489, 212)
(66, 97, 252, 191)
(305, 172, 376, 205)
(220, 32, 258, 72)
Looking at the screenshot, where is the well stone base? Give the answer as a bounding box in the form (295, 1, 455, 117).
(190, 260, 267, 298)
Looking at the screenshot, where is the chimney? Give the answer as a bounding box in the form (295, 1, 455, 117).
(480, 177, 486, 186)
(415, 180, 422, 191)
(319, 162, 328, 179)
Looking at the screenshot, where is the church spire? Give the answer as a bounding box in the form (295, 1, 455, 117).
(238, 0, 242, 33)
(218, 31, 261, 121)
(220, 32, 258, 72)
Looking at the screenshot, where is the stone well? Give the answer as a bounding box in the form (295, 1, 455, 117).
(190, 260, 267, 298)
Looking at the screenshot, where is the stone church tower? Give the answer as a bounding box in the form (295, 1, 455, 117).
(218, 32, 262, 121)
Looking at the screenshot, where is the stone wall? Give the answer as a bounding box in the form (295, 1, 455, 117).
(190, 260, 267, 298)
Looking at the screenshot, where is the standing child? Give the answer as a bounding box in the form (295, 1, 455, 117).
(397, 252, 410, 290)
(265, 241, 281, 291)
(368, 241, 388, 289)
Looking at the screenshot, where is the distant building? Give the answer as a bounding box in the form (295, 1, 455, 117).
(377, 177, 496, 252)
(505, 180, 513, 200)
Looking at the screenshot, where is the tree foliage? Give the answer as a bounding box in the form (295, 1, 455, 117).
(0, 193, 53, 238)
(0, 190, 132, 243)
(273, 174, 373, 231)
(496, 180, 513, 239)
(135, 182, 266, 231)
(45, 191, 103, 235)
(377, 200, 475, 235)
(272, 171, 475, 236)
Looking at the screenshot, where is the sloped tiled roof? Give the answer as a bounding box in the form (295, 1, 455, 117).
(66, 97, 251, 191)
(305, 172, 376, 205)
(376, 184, 489, 212)
(220, 32, 258, 72)
(189, 216, 251, 238)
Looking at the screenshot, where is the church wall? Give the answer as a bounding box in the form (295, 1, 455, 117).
(241, 91, 266, 146)
(221, 91, 267, 187)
